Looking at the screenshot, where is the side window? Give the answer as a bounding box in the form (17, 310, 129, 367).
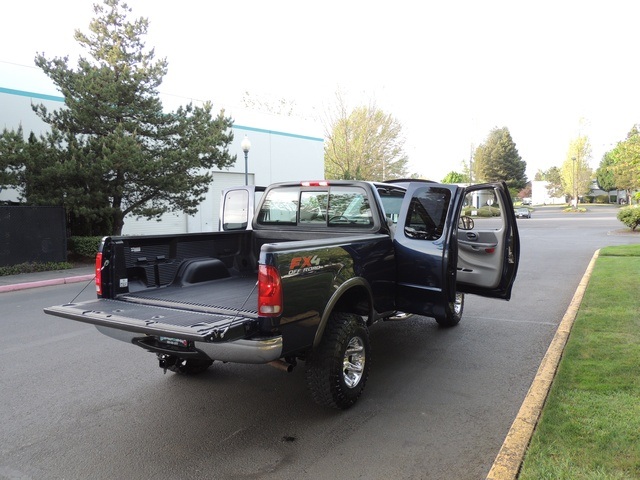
(404, 188, 451, 240)
(461, 189, 503, 230)
(378, 188, 406, 226)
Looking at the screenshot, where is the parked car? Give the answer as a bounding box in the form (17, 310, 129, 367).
(516, 207, 531, 219)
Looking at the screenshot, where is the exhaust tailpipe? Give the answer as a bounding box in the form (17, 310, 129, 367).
(268, 360, 294, 373)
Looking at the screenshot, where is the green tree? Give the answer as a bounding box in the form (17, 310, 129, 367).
(473, 127, 527, 190)
(560, 135, 593, 206)
(6, 0, 235, 235)
(609, 126, 640, 202)
(0, 126, 27, 189)
(324, 92, 408, 181)
(441, 171, 466, 184)
(544, 166, 564, 199)
(595, 151, 618, 202)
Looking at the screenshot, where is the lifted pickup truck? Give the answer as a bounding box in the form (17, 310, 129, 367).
(45, 180, 519, 409)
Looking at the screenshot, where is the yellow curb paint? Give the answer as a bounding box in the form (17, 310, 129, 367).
(486, 249, 600, 480)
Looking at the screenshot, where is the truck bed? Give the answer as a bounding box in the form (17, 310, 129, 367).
(122, 275, 258, 316)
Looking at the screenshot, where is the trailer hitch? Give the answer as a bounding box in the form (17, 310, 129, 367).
(158, 354, 177, 374)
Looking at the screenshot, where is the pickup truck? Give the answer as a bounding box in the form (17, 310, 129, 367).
(45, 179, 520, 409)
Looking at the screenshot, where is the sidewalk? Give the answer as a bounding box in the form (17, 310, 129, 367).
(0, 264, 95, 293)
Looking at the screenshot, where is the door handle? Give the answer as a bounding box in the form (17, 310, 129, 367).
(466, 232, 478, 241)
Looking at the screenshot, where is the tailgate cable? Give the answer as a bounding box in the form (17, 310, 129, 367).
(215, 280, 259, 340)
(67, 260, 109, 305)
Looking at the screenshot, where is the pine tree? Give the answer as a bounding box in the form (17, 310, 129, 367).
(473, 127, 527, 191)
(20, 0, 236, 235)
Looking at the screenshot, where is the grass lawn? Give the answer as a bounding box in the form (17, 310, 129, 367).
(518, 244, 640, 479)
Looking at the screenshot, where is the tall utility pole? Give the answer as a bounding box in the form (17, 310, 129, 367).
(572, 156, 577, 208)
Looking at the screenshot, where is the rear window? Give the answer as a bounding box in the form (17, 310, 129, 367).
(256, 189, 298, 225)
(257, 186, 374, 228)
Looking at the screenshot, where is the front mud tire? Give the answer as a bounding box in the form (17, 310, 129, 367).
(436, 292, 464, 327)
(305, 312, 370, 409)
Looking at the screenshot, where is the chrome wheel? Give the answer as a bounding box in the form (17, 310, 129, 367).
(305, 312, 371, 409)
(453, 292, 464, 316)
(342, 336, 366, 388)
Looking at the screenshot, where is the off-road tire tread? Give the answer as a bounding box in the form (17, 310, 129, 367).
(305, 312, 370, 409)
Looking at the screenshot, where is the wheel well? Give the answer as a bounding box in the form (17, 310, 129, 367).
(312, 281, 374, 349)
(332, 285, 372, 323)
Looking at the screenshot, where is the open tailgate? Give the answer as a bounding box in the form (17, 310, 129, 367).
(44, 298, 255, 343)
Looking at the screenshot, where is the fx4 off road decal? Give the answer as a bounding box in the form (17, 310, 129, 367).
(288, 255, 322, 275)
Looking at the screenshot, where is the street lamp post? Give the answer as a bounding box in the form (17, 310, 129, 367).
(241, 135, 251, 186)
(571, 156, 577, 209)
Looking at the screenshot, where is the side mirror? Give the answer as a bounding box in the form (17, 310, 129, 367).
(458, 216, 474, 230)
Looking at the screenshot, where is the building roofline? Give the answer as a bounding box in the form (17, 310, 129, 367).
(1, 87, 324, 143)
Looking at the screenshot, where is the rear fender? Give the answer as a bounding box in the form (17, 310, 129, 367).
(312, 277, 373, 348)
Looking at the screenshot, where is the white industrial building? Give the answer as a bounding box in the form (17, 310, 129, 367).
(0, 62, 324, 235)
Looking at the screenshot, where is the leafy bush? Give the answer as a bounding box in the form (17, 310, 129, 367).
(0, 262, 74, 277)
(563, 206, 587, 213)
(68, 236, 103, 258)
(617, 205, 640, 231)
(462, 206, 501, 217)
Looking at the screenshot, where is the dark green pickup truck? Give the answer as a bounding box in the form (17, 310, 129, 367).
(45, 179, 519, 409)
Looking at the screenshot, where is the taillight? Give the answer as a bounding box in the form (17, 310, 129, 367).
(258, 264, 282, 316)
(95, 252, 103, 296)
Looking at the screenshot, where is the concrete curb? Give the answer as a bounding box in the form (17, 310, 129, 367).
(0, 274, 95, 293)
(486, 249, 600, 479)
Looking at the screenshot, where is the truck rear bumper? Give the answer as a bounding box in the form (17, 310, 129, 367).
(96, 325, 283, 364)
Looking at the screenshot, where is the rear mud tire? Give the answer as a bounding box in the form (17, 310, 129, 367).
(305, 312, 370, 409)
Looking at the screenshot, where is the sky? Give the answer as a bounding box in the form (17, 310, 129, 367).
(2, 0, 640, 183)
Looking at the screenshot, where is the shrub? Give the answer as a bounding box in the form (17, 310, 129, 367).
(617, 205, 640, 231)
(0, 261, 74, 277)
(462, 206, 501, 217)
(68, 236, 103, 258)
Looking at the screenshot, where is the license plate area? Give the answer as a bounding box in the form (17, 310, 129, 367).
(133, 336, 198, 355)
(158, 336, 189, 348)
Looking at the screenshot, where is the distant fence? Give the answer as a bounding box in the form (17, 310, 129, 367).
(0, 206, 67, 267)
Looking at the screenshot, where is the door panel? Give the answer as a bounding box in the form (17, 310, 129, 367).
(455, 183, 519, 299)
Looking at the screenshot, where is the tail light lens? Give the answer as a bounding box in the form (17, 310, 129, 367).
(258, 264, 282, 316)
(95, 252, 103, 296)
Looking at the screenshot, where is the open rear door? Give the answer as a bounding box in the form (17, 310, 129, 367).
(393, 181, 520, 321)
(393, 183, 460, 321)
(455, 182, 520, 299)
